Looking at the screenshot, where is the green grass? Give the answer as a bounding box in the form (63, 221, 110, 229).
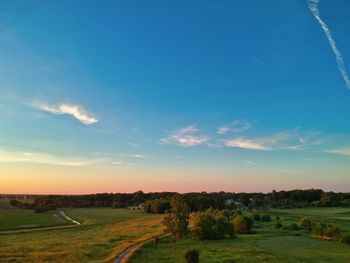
(0, 209, 71, 231)
(0, 208, 163, 263)
(130, 207, 350, 263)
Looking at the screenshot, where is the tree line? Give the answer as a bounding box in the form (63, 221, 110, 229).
(9, 189, 350, 213)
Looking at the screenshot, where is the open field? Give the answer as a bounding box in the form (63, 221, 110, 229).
(0, 208, 163, 263)
(130, 207, 350, 263)
(0, 209, 71, 231)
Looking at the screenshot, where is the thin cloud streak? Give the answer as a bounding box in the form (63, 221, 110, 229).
(161, 125, 209, 147)
(119, 153, 151, 159)
(217, 120, 251, 135)
(32, 102, 98, 125)
(307, 0, 350, 90)
(277, 168, 304, 175)
(224, 132, 293, 151)
(225, 138, 271, 150)
(325, 147, 350, 156)
(0, 149, 100, 166)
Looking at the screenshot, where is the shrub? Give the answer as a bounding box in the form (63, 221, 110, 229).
(184, 249, 199, 263)
(144, 199, 171, 214)
(275, 222, 282, 229)
(191, 210, 235, 240)
(342, 235, 350, 244)
(153, 236, 159, 246)
(233, 215, 254, 233)
(312, 223, 341, 240)
(252, 214, 260, 221)
(290, 223, 299, 231)
(34, 204, 56, 213)
(233, 210, 242, 218)
(261, 214, 271, 222)
(299, 217, 312, 229)
(276, 216, 280, 220)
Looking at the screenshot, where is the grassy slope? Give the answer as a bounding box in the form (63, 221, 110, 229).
(130, 207, 350, 263)
(0, 208, 163, 263)
(0, 209, 71, 231)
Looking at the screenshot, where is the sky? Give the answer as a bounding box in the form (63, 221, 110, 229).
(1, 0, 350, 194)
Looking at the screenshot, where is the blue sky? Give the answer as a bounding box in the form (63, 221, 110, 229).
(1, 0, 350, 194)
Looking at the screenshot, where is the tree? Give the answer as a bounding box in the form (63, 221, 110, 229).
(299, 217, 312, 229)
(184, 249, 199, 263)
(342, 235, 350, 244)
(163, 195, 190, 239)
(233, 215, 254, 233)
(191, 210, 235, 240)
(260, 214, 271, 222)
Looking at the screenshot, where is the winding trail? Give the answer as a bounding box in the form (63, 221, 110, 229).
(113, 235, 168, 263)
(113, 240, 146, 263)
(59, 210, 80, 225)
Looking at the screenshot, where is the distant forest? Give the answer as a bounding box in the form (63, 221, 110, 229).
(6, 189, 350, 213)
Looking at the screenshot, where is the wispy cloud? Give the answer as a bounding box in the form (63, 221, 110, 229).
(112, 161, 136, 167)
(325, 147, 350, 156)
(277, 168, 303, 175)
(217, 120, 251, 135)
(224, 132, 293, 151)
(225, 138, 271, 150)
(119, 153, 151, 159)
(0, 148, 100, 166)
(307, 0, 350, 90)
(161, 125, 209, 147)
(32, 102, 98, 125)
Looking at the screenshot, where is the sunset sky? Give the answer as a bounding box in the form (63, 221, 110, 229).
(1, 0, 350, 194)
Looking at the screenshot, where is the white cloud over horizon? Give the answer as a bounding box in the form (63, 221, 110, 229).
(0, 148, 100, 166)
(161, 125, 209, 147)
(32, 102, 98, 125)
(325, 147, 350, 156)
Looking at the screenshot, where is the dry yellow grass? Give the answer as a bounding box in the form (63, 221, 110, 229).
(0, 208, 164, 263)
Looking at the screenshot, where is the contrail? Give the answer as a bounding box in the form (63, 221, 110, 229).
(307, 0, 350, 91)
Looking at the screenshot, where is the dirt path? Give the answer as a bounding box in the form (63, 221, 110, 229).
(113, 240, 145, 263)
(113, 235, 168, 263)
(59, 210, 81, 225)
(0, 224, 79, 234)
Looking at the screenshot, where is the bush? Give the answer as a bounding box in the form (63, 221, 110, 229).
(290, 223, 299, 231)
(342, 235, 350, 244)
(34, 204, 56, 213)
(312, 223, 341, 240)
(153, 236, 159, 246)
(252, 214, 260, 221)
(233, 210, 242, 217)
(261, 214, 271, 222)
(276, 216, 280, 220)
(184, 249, 199, 263)
(145, 199, 171, 214)
(275, 222, 282, 229)
(233, 215, 254, 233)
(191, 210, 235, 240)
(299, 217, 312, 229)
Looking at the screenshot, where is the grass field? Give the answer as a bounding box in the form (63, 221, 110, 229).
(0, 208, 163, 263)
(0, 209, 71, 231)
(130, 207, 350, 263)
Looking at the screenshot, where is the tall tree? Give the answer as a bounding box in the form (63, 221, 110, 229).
(163, 195, 190, 239)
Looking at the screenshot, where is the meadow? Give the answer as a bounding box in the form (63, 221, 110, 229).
(0, 208, 163, 263)
(1, 206, 350, 262)
(130, 207, 350, 263)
